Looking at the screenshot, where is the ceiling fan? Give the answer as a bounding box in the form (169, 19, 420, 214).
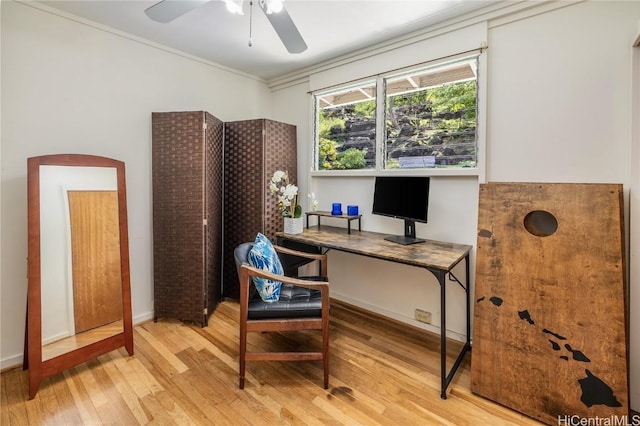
(144, 0, 307, 54)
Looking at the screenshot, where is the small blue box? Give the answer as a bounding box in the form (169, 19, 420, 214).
(331, 203, 342, 215)
(347, 205, 359, 216)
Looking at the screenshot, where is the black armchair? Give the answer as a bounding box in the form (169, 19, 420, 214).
(234, 242, 330, 389)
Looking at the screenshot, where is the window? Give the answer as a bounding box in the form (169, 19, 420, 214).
(315, 81, 376, 170)
(384, 58, 477, 169)
(313, 56, 479, 172)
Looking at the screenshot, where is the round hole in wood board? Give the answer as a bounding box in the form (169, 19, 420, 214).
(523, 210, 558, 237)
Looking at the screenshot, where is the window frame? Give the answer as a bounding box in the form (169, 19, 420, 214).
(311, 51, 486, 180)
(313, 78, 378, 172)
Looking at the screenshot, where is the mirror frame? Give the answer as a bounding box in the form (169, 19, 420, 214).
(25, 154, 134, 399)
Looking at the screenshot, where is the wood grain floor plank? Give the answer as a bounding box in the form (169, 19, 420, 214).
(312, 394, 383, 426)
(74, 362, 109, 412)
(62, 369, 102, 425)
(162, 372, 229, 425)
(48, 373, 85, 425)
(85, 357, 140, 425)
(25, 382, 50, 425)
(138, 391, 179, 425)
(1, 372, 11, 425)
(136, 326, 189, 374)
(116, 348, 165, 396)
(143, 320, 191, 354)
(98, 353, 150, 424)
(151, 388, 195, 425)
(5, 369, 47, 425)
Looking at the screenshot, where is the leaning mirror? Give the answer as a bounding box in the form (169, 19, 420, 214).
(25, 154, 134, 399)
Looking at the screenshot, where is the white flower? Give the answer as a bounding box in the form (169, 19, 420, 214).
(283, 184, 298, 199)
(268, 182, 278, 193)
(271, 170, 286, 183)
(308, 192, 318, 211)
(279, 195, 291, 207)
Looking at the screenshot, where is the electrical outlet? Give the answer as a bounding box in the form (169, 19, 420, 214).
(415, 308, 432, 324)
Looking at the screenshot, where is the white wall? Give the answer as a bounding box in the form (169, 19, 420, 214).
(271, 0, 640, 410)
(0, 1, 271, 368)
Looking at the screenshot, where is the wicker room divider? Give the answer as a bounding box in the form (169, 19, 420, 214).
(223, 119, 297, 299)
(151, 111, 224, 326)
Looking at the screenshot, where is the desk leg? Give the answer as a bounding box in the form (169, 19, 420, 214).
(436, 269, 448, 399)
(465, 255, 471, 346)
(430, 254, 472, 400)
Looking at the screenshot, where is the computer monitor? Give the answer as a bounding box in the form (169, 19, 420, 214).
(372, 176, 430, 245)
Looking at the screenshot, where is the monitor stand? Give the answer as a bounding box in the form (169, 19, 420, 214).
(383, 220, 426, 245)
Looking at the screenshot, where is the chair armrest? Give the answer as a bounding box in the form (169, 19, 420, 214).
(274, 245, 328, 276)
(239, 264, 329, 292)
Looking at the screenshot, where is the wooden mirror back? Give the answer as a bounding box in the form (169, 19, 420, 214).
(25, 154, 133, 399)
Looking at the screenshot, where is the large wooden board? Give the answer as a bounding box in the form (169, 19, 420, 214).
(471, 183, 628, 424)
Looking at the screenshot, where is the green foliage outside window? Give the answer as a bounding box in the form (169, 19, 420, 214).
(354, 100, 376, 117)
(318, 113, 345, 139)
(337, 148, 367, 169)
(428, 81, 476, 119)
(318, 138, 338, 169)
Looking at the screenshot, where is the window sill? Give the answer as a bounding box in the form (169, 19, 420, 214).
(310, 168, 480, 178)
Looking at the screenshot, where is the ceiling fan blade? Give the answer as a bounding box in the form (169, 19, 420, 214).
(144, 0, 210, 23)
(258, 2, 307, 54)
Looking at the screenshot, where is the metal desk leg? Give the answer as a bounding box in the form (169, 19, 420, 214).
(429, 254, 472, 399)
(436, 269, 448, 399)
(465, 256, 471, 346)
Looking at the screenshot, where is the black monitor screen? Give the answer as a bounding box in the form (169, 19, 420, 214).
(372, 176, 430, 223)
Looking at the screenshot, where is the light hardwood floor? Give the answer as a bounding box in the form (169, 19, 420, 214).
(2, 300, 542, 425)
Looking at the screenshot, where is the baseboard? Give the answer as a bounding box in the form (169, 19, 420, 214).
(330, 293, 466, 343)
(1, 355, 24, 372)
(134, 311, 154, 325)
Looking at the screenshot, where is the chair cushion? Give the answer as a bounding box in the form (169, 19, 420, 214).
(247, 233, 284, 302)
(248, 281, 325, 320)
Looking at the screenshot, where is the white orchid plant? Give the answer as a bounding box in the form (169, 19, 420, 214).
(269, 170, 302, 218)
(269, 170, 318, 218)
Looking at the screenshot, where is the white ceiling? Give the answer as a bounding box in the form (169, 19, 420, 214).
(37, 0, 500, 81)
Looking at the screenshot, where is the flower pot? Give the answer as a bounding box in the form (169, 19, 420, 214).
(284, 217, 303, 235)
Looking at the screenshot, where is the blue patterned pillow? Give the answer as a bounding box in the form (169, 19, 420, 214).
(247, 233, 283, 302)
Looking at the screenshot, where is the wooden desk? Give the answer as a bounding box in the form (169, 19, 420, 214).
(277, 225, 472, 399)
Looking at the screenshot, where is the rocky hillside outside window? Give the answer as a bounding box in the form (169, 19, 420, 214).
(384, 57, 478, 169)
